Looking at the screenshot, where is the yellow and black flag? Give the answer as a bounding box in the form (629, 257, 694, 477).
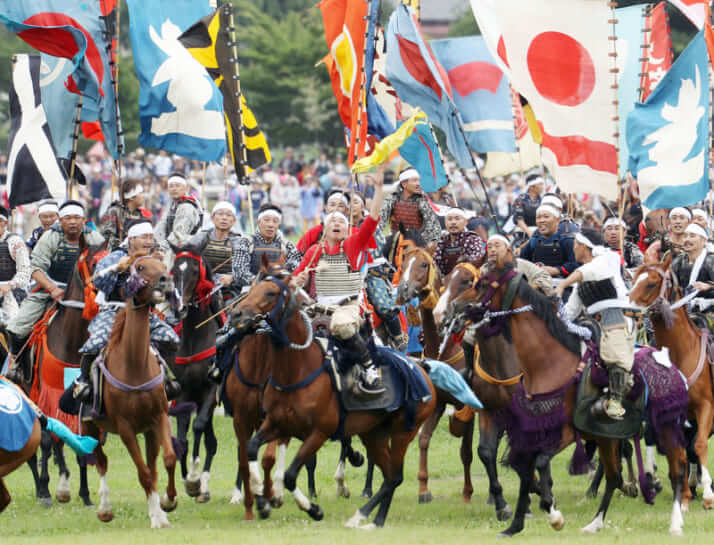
(179, 4, 271, 177)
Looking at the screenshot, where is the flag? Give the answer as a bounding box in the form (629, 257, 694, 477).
(616, 5, 647, 174)
(667, 0, 708, 29)
(641, 2, 673, 101)
(363, 0, 394, 140)
(472, 0, 618, 200)
(178, 4, 271, 177)
(7, 55, 66, 208)
(0, 1, 123, 158)
(351, 110, 425, 173)
(430, 36, 516, 153)
(399, 118, 449, 193)
(126, 0, 226, 162)
(483, 130, 542, 178)
(386, 4, 473, 168)
(319, 0, 369, 164)
(627, 31, 710, 210)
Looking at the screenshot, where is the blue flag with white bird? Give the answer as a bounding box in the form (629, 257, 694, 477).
(626, 30, 710, 210)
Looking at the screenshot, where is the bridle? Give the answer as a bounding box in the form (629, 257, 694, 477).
(125, 256, 170, 308)
(173, 250, 215, 308)
(402, 246, 440, 310)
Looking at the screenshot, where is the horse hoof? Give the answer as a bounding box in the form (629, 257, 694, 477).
(361, 489, 372, 499)
(38, 496, 53, 508)
(549, 510, 565, 531)
(97, 510, 114, 523)
(358, 522, 377, 531)
(487, 493, 495, 505)
(345, 510, 367, 528)
(462, 495, 472, 504)
(184, 479, 200, 498)
(270, 495, 283, 509)
(418, 492, 433, 504)
(498, 528, 519, 538)
(670, 528, 684, 537)
(703, 496, 714, 509)
(160, 494, 178, 513)
(196, 492, 211, 504)
(80, 495, 94, 507)
(496, 505, 513, 521)
(230, 487, 243, 505)
(348, 450, 364, 467)
(622, 482, 638, 498)
(255, 495, 271, 519)
(307, 502, 323, 521)
(56, 490, 70, 504)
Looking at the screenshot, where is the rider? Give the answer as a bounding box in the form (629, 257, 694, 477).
(511, 173, 544, 238)
(434, 207, 485, 276)
(26, 201, 59, 250)
(71, 219, 181, 401)
(519, 202, 579, 279)
(0, 206, 31, 328)
(602, 217, 644, 285)
(671, 223, 714, 314)
(556, 228, 634, 421)
(233, 203, 302, 289)
(667, 207, 691, 256)
(294, 174, 386, 396)
(155, 172, 203, 264)
(379, 167, 441, 244)
(297, 189, 350, 254)
(5, 201, 105, 384)
(99, 179, 153, 251)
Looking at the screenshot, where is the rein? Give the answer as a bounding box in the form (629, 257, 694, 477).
(174, 251, 215, 307)
(97, 355, 164, 392)
(473, 356, 522, 386)
(403, 247, 440, 310)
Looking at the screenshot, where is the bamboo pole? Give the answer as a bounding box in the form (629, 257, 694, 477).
(608, 1, 625, 251)
(201, 162, 208, 210)
(68, 95, 83, 199)
(103, 0, 124, 200)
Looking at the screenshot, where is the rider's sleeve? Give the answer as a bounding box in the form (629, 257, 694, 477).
(232, 237, 255, 287)
(7, 235, 31, 289)
(29, 230, 60, 275)
(283, 239, 302, 272)
(560, 237, 579, 276)
(433, 236, 447, 276)
(418, 198, 443, 244)
(378, 194, 395, 234)
(167, 202, 201, 248)
(293, 245, 320, 276)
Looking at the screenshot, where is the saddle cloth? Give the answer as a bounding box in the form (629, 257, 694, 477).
(0, 377, 37, 452)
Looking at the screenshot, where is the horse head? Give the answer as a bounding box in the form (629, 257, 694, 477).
(171, 245, 214, 319)
(434, 261, 481, 327)
(125, 254, 176, 308)
(397, 243, 439, 307)
(629, 252, 673, 308)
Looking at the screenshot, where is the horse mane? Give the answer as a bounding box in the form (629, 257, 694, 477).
(106, 308, 127, 354)
(515, 276, 581, 357)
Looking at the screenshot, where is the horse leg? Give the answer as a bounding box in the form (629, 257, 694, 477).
(53, 440, 71, 503)
(231, 447, 243, 505)
(305, 453, 317, 498)
(346, 433, 392, 529)
(534, 453, 563, 530)
(335, 440, 350, 499)
(256, 440, 276, 519)
(621, 440, 638, 498)
(25, 453, 41, 501)
(459, 415, 474, 503)
(185, 413, 203, 499)
(499, 454, 536, 537)
(93, 431, 113, 523)
(581, 440, 621, 534)
(237, 418, 258, 520)
(271, 441, 287, 508)
(158, 413, 178, 515)
(586, 459, 605, 499)
(693, 403, 714, 509)
(37, 430, 52, 507)
(664, 435, 688, 536)
(417, 401, 444, 503)
(77, 454, 93, 506)
(361, 459, 375, 498)
(175, 412, 190, 482)
(144, 429, 171, 528)
(282, 430, 328, 521)
(0, 478, 9, 514)
(477, 413, 511, 520)
(191, 388, 217, 503)
(197, 413, 217, 504)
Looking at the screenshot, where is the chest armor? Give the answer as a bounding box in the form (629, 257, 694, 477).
(390, 199, 422, 232)
(315, 246, 362, 300)
(532, 237, 565, 268)
(0, 240, 16, 282)
(249, 236, 283, 275)
(48, 238, 80, 285)
(165, 199, 201, 237)
(577, 278, 618, 308)
(205, 237, 233, 275)
(522, 196, 540, 226)
(442, 240, 463, 275)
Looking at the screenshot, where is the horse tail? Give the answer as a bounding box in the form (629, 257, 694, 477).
(106, 308, 127, 353)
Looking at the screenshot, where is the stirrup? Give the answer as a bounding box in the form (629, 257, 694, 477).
(208, 364, 222, 384)
(604, 399, 625, 421)
(73, 379, 92, 402)
(165, 379, 181, 401)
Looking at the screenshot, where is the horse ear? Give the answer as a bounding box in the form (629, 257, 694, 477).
(260, 252, 271, 272)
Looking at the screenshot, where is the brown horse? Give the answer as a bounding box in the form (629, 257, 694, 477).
(396, 244, 480, 506)
(448, 263, 689, 536)
(83, 255, 179, 528)
(235, 265, 436, 528)
(630, 254, 714, 510)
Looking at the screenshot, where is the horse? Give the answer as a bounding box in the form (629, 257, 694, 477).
(446, 263, 689, 536)
(630, 254, 714, 510)
(82, 254, 179, 527)
(396, 244, 485, 508)
(170, 246, 220, 502)
(24, 243, 107, 507)
(235, 264, 436, 528)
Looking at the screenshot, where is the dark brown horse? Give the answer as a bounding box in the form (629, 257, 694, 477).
(630, 255, 714, 511)
(448, 263, 689, 536)
(171, 247, 220, 502)
(235, 264, 436, 528)
(83, 255, 178, 527)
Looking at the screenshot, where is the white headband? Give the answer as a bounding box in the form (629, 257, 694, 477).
(167, 175, 187, 186)
(324, 211, 348, 225)
(603, 217, 626, 229)
(692, 209, 708, 219)
(526, 176, 544, 188)
(575, 232, 595, 249)
(212, 201, 236, 216)
(398, 168, 419, 183)
(123, 184, 144, 200)
(59, 204, 84, 218)
(38, 203, 59, 215)
(445, 207, 467, 219)
(669, 207, 691, 219)
(685, 223, 708, 239)
(327, 192, 350, 208)
(127, 222, 153, 238)
(258, 209, 282, 222)
(536, 204, 561, 218)
(488, 234, 510, 246)
(541, 195, 563, 210)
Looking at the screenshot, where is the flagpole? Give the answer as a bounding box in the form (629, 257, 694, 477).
(424, 120, 458, 204)
(202, 162, 208, 210)
(103, 0, 124, 201)
(608, 1, 625, 250)
(68, 95, 83, 199)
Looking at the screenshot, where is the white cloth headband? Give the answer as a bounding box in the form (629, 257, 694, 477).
(59, 204, 84, 218)
(692, 209, 708, 219)
(575, 232, 607, 256)
(526, 176, 544, 188)
(398, 168, 419, 183)
(536, 204, 560, 217)
(603, 217, 626, 229)
(38, 203, 59, 215)
(167, 175, 187, 186)
(669, 207, 691, 219)
(685, 223, 708, 239)
(327, 192, 350, 207)
(541, 195, 563, 210)
(127, 222, 153, 238)
(445, 207, 467, 219)
(324, 211, 348, 225)
(488, 234, 510, 246)
(123, 184, 144, 200)
(212, 201, 236, 216)
(258, 209, 282, 222)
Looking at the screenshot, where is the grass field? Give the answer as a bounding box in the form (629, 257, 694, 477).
(2, 409, 713, 544)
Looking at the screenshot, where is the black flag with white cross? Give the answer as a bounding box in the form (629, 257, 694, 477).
(7, 54, 67, 208)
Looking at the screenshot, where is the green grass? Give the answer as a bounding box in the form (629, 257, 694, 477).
(2, 411, 712, 544)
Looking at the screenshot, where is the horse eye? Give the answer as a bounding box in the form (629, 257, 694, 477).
(137, 265, 144, 272)
(266, 291, 277, 298)
(420, 263, 428, 268)
(646, 282, 656, 289)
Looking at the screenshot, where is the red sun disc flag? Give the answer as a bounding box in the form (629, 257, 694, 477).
(472, 0, 618, 199)
(319, 0, 369, 165)
(641, 2, 674, 101)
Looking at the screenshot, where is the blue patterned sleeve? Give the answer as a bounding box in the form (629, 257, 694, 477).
(93, 251, 125, 297)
